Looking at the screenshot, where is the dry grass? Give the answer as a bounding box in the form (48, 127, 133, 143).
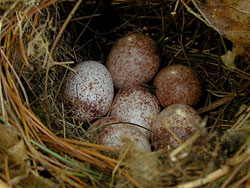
(0, 0, 249, 187)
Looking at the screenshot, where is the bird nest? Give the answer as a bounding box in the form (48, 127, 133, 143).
(0, 0, 249, 187)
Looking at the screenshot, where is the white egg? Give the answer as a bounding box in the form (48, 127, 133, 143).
(88, 117, 151, 153)
(109, 86, 161, 138)
(151, 104, 203, 151)
(62, 61, 114, 123)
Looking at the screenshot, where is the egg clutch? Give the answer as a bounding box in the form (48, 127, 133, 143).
(62, 33, 204, 153)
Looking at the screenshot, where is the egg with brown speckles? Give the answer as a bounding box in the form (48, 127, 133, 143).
(109, 86, 161, 138)
(62, 61, 114, 123)
(88, 117, 151, 153)
(151, 104, 203, 151)
(106, 33, 161, 89)
(154, 64, 202, 107)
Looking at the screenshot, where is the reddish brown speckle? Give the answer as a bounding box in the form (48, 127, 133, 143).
(62, 61, 114, 123)
(151, 104, 203, 150)
(110, 86, 161, 138)
(88, 117, 151, 152)
(106, 33, 161, 88)
(154, 64, 202, 107)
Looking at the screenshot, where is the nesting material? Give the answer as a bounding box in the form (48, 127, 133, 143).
(192, 0, 250, 57)
(1, 0, 250, 188)
(115, 151, 162, 188)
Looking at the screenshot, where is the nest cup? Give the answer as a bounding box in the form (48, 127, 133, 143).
(0, 1, 249, 188)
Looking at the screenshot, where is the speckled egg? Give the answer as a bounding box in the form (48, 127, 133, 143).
(153, 64, 202, 107)
(106, 33, 161, 88)
(62, 61, 114, 122)
(151, 104, 203, 151)
(88, 117, 151, 153)
(109, 86, 161, 138)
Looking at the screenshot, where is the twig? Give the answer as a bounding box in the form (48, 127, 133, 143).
(175, 166, 230, 188)
(1, 0, 58, 38)
(50, 0, 83, 55)
(197, 96, 233, 114)
(228, 173, 250, 188)
(232, 106, 250, 129)
(0, 179, 11, 188)
(4, 157, 11, 187)
(74, 1, 102, 45)
(181, 0, 208, 25)
(221, 155, 250, 188)
(110, 143, 132, 188)
(0, 49, 29, 105)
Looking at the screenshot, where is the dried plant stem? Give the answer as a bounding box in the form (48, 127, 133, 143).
(197, 96, 233, 114)
(17, 13, 30, 67)
(40, 135, 120, 166)
(176, 166, 230, 188)
(1, 0, 58, 38)
(74, 1, 101, 45)
(3, 157, 11, 187)
(181, 0, 208, 24)
(221, 155, 250, 188)
(228, 173, 250, 188)
(0, 179, 11, 188)
(50, 0, 83, 55)
(9, 92, 105, 167)
(106, 159, 141, 188)
(110, 143, 132, 187)
(176, 151, 250, 188)
(170, 132, 200, 162)
(66, 173, 90, 188)
(28, 150, 72, 172)
(232, 106, 250, 129)
(62, 175, 87, 188)
(45, 0, 82, 98)
(60, 137, 120, 151)
(0, 50, 29, 105)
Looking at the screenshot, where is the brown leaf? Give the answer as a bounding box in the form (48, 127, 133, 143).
(0, 124, 31, 185)
(192, 0, 250, 56)
(0, 124, 28, 166)
(7, 140, 29, 165)
(19, 171, 60, 188)
(221, 50, 236, 69)
(0, 124, 19, 147)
